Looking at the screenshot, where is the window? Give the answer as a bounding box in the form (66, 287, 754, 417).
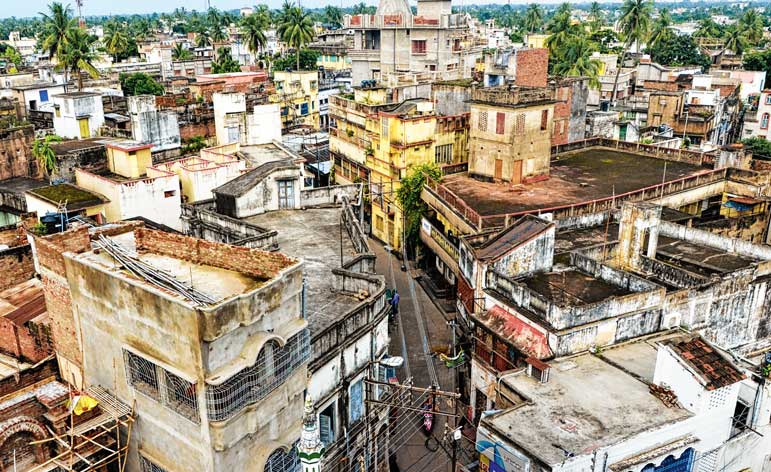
(479, 111, 488, 132)
(264, 444, 300, 472)
(496, 112, 505, 135)
(731, 400, 750, 436)
(278, 180, 295, 209)
(123, 350, 200, 423)
(140, 456, 169, 472)
(300, 102, 309, 115)
(761, 113, 769, 130)
(381, 117, 388, 140)
(765, 94, 771, 105)
(164, 190, 176, 198)
(540, 109, 549, 131)
(375, 215, 384, 232)
(349, 379, 364, 423)
(319, 402, 336, 445)
(515, 113, 525, 135)
(39, 90, 49, 103)
(411, 40, 427, 54)
(435, 143, 453, 164)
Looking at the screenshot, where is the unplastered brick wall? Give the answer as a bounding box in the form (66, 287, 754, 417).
(0, 316, 53, 363)
(134, 227, 297, 280)
(41, 274, 81, 365)
(0, 245, 34, 291)
(32, 226, 91, 275)
(0, 358, 57, 399)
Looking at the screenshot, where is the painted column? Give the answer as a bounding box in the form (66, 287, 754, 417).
(298, 397, 325, 472)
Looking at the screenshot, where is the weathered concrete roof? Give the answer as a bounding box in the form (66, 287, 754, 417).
(485, 349, 692, 466)
(442, 149, 704, 217)
(245, 208, 360, 334)
(521, 269, 632, 306)
(471, 215, 552, 262)
(213, 161, 298, 198)
(655, 235, 759, 275)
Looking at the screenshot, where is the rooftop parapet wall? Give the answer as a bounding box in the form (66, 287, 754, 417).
(469, 86, 553, 107)
(658, 221, 771, 261)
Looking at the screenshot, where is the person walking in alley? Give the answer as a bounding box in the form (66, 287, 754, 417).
(391, 289, 400, 316)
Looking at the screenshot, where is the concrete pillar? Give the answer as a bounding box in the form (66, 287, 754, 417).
(616, 202, 662, 270)
(298, 397, 325, 472)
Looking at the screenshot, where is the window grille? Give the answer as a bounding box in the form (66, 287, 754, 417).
(123, 350, 200, 423)
(206, 329, 311, 422)
(515, 113, 525, 135)
(264, 443, 300, 472)
(140, 456, 169, 472)
(479, 111, 488, 132)
(434, 144, 453, 164)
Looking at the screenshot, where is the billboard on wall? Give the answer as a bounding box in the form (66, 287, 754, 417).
(476, 421, 531, 472)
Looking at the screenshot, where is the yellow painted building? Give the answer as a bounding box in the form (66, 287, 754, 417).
(525, 33, 549, 49)
(272, 70, 320, 131)
(316, 54, 351, 71)
(330, 87, 469, 250)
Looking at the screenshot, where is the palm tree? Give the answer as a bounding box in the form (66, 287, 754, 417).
(589, 2, 605, 32)
(693, 17, 721, 39)
(553, 36, 602, 88)
(207, 7, 224, 28)
(172, 43, 193, 60)
(738, 9, 763, 44)
(723, 25, 748, 56)
(103, 20, 130, 62)
(277, 5, 315, 71)
(58, 28, 99, 91)
(546, 8, 580, 56)
(33, 135, 63, 183)
(324, 5, 343, 28)
(38, 2, 77, 64)
(648, 9, 673, 50)
(241, 14, 267, 64)
(523, 4, 544, 34)
(610, 0, 652, 103)
(195, 28, 212, 48)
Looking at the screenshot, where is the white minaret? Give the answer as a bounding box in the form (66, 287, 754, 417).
(297, 397, 325, 472)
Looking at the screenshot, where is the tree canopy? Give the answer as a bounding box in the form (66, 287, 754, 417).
(396, 163, 443, 250)
(120, 73, 164, 96)
(646, 34, 712, 68)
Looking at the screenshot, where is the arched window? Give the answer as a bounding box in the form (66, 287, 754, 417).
(264, 445, 299, 472)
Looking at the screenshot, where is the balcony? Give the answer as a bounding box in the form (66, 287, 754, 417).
(419, 217, 461, 276)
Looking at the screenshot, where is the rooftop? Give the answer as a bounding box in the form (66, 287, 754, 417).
(0, 177, 46, 194)
(245, 207, 360, 333)
(521, 269, 632, 306)
(240, 143, 301, 168)
(485, 338, 692, 466)
(213, 160, 298, 197)
(0, 278, 47, 328)
(50, 138, 106, 154)
(468, 215, 552, 262)
(105, 139, 154, 152)
(11, 81, 63, 91)
(53, 91, 101, 98)
(27, 183, 109, 211)
(443, 149, 705, 217)
(667, 336, 746, 390)
(655, 235, 760, 276)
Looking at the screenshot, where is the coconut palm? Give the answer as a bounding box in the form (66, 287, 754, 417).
(545, 8, 580, 56)
(58, 27, 99, 90)
(738, 9, 763, 44)
(33, 135, 63, 183)
(241, 14, 267, 63)
(648, 9, 673, 50)
(172, 43, 193, 60)
(610, 0, 652, 103)
(103, 20, 130, 62)
(589, 2, 605, 32)
(523, 4, 544, 34)
(693, 17, 722, 39)
(723, 25, 748, 56)
(324, 5, 343, 28)
(277, 5, 315, 71)
(195, 28, 212, 48)
(38, 2, 77, 63)
(210, 25, 229, 44)
(553, 36, 602, 88)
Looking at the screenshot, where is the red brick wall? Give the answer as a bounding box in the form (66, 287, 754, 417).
(551, 85, 572, 146)
(0, 318, 53, 363)
(515, 49, 548, 88)
(180, 119, 217, 141)
(0, 245, 34, 292)
(134, 227, 297, 280)
(32, 227, 91, 275)
(0, 126, 38, 181)
(0, 358, 57, 400)
(643, 80, 680, 92)
(41, 275, 81, 365)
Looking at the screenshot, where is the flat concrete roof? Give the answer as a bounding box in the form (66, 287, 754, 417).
(245, 207, 360, 334)
(240, 144, 299, 167)
(487, 342, 692, 466)
(442, 149, 705, 217)
(0, 177, 47, 194)
(521, 269, 632, 306)
(655, 235, 760, 275)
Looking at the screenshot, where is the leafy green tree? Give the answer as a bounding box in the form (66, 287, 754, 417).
(546, 7, 581, 57)
(523, 4, 543, 34)
(103, 20, 130, 62)
(646, 34, 711, 68)
(648, 9, 673, 50)
(38, 2, 77, 70)
(722, 25, 748, 56)
(59, 28, 99, 90)
(396, 163, 442, 251)
(553, 36, 602, 88)
(323, 6, 343, 28)
(210, 25, 229, 45)
(211, 47, 242, 74)
(742, 137, 771, 158)
(32, 134, 62, 183)
(172, 43, 193, 60)
(120, 72, 164, 96)
(610, 0, 653, 103)
(738, 9, 763, 44)
(277, 5, 315, 71)
(743, 49, 771, 81)
(589, 29, 622, 54)
(273, 49, 319, 71)
(241, 14, 267, 64)
(693, 17, 722, 39)
(0, 44, 22, 69)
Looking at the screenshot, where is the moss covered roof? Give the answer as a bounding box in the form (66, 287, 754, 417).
(28, 184, 108, 210)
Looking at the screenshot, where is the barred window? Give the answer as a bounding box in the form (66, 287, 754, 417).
(264, 444, 300, 472)
(140, 456, 169, 472)
(434, 144, 453, 164)
(479, 111, 488, 132)
(124, 350, 200, 423)
(515, 113, 525, 135)
(206, 330, 311, 422)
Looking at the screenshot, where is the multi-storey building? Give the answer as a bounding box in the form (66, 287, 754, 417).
(743, 89, 771, 144)
(344, 0, 483, 84)
(273, 70, 320, 131)
(330, 85, 469, 250)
